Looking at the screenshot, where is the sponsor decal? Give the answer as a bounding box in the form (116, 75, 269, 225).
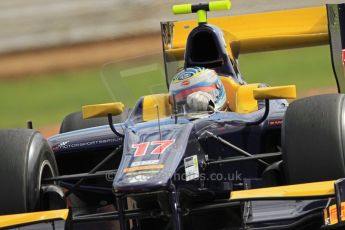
(131, 159, 160, 167)
(127, 175, 151, 183)
(58, 141, 69, 148)
(123, 164, 164, 173)
(54, 138, 120, 151)
(172, 68, 200, 82)
(268, 119, 283, 126)
(324, 202, 345, 225)
(126, 170, 161, 176)
(184, 155, 199, 181)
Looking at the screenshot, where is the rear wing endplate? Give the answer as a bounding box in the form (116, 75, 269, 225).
(327, 4, 345, 93)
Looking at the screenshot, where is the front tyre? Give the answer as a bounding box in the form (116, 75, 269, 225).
(0, 129, 59, 214)
(283, 94, 345, 184)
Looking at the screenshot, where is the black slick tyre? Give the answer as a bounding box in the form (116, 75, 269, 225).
(0, 129, 58, 214)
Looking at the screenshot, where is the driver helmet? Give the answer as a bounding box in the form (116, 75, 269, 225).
(169, 67, 227, 111)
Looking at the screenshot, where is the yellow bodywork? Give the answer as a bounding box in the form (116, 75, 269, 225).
(124, 164, 165, 173)
(143, 94, 172, 121)
(220, 76, 241, 111)
(253, 85, 297, 100)
(82, 102, 125, 119)
(141, 81, 261, 117)
(141, 81, 295, 119)
(0, 209, 69, 228)
(167, 6, 328, 60)
(230, 180, 335, 201)
(235, 84, 260, 113)
(220, 77, 259, 113)
(141, 82, 295, 116)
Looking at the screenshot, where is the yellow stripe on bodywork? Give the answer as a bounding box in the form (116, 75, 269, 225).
(230, 180, 335, 201)
(0, 209, 69, 228)
(169, 6, 328, 59)
(124, 164, 164, 173)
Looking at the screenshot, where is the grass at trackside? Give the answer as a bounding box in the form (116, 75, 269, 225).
(0, 68, 110, 128)
(0, 56, 167, 129)
(0, 45, 337, 129)
(239, 45, 336, 91)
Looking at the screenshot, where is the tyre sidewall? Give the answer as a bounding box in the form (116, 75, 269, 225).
(26, 132, 59, 211)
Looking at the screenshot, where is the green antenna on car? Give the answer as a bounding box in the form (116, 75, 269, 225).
(172, 0, 231, 24)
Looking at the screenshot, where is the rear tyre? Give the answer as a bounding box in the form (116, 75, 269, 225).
(282, 94, 345, 184)
(0, 129, 58, 214)
(59, 108, 131, 133)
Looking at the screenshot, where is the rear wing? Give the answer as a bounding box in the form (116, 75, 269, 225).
(165, 6, 328, 55)
(161, 4, 345, 92)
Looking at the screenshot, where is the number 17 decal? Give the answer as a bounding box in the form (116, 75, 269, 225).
(132, 139, 175, 157)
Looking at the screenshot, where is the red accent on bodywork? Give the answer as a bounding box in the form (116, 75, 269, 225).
(269, 120, 283, 126)
(151, 140, 175, 154)
(132, 142, 150, 157)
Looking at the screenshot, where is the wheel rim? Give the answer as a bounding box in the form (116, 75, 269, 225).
(38, 159, 55, 190)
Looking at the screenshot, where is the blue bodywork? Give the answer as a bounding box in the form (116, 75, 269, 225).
(48, 99, 287, 198)
(48, 98, 333, 228)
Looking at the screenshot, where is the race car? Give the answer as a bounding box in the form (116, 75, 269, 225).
(1, 1, 345, 229)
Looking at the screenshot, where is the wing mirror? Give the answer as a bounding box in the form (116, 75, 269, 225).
(82, 102, 125, 137)
(253, 85, 296, 100)
(241, 85, 296, 126)
(82, 102, 124, 119)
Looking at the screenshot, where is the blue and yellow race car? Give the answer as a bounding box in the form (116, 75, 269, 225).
(1, 1, 345, 229)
